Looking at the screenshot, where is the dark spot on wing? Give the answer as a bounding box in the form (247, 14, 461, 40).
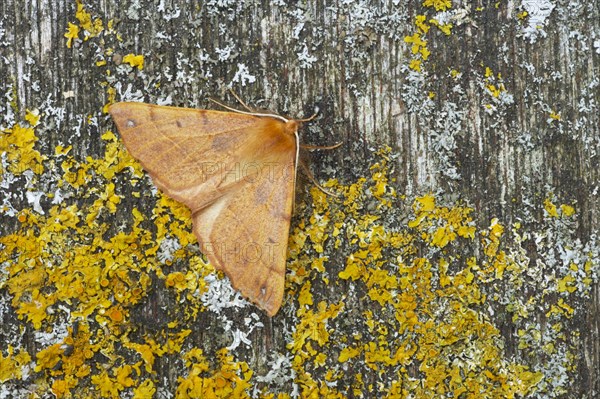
(253, 181, 270, 205)
(212, 135, 231, 151)
(277, 211, 291, 222)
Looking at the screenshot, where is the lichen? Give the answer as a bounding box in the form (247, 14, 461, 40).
(1, 0, 598, 397)
(1, 104, 597, 397)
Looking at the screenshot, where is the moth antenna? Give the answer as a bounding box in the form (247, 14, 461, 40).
(300, 142, 343, 150)
(296, 106, 319, 123)
(208, 98, 289, 123)
(228, 88, 254, 112)
(298, 160, 339, 198)
(208, 97, 238, 112)
(292, 129, 300, 212)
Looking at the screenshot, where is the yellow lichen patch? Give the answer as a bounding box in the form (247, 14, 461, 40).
(549, 110, 561, 121)
(369, 152, 397, 207)
(338, 346, 361, 363)
(544, 196, 575, 218)
(279, 146, 594, 397)
(404, 33, 428, 56)
(482, 65, 509, 109)
(1, 99, 593, 399)
(423, 0, 453, 11)
(176, 348, 253, 398)
(408, 58, 422, 72)
(404, 19, 431, 72)
(429, 18, 453, 35)
(560, 203, 575, 217)
(74, 0, 104, 40)
(123, 53, 145, 70)
(408, 193, 476, 248)
(415, 14, 430, 34)
(35, 344, 64, 372)
(64, 22, 80, 48)
(104, 86, 118, 114)
(64, 0, 104, 48)
(132, 379, 157, 399)
(0, 114, 224, 396)
(487, 83, 506, 97)
(404, 0, 458, 72)
(0, 346, 31, 383)
(25, 109, 41, 126)
(0, 123, 45, 176)
(289, 301, 343, 352)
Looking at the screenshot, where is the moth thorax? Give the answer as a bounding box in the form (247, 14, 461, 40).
(284, 120, 299, 136)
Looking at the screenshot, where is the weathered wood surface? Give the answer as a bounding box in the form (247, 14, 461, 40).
(1, 0, 598, 398)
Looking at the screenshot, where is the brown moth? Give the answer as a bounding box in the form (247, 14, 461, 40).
(109, 101, 316, 316)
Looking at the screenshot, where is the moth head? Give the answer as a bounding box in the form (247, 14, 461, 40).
(284, 119, 300, 136)
(283, 106, 318, 137)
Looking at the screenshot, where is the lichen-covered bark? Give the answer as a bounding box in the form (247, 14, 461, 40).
(1, 0, 598, 398)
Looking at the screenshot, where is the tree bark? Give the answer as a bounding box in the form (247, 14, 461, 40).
(1, 0, 598, 398)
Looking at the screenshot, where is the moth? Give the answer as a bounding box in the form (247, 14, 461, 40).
(109, 98, 334, 316)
